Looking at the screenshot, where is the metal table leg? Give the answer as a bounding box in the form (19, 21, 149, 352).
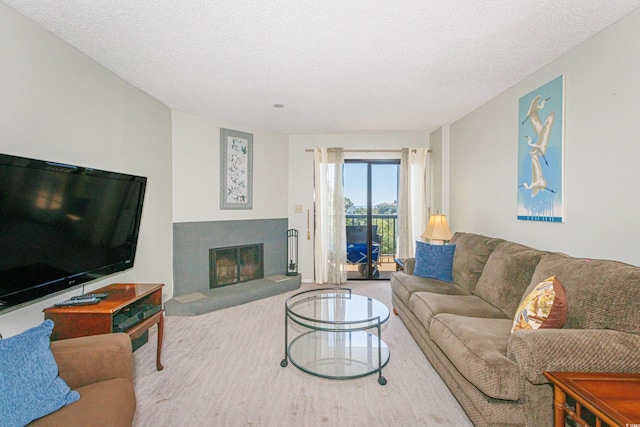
(280, 307, 289, 367)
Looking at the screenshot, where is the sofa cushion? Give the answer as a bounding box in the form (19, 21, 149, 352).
(0, 320, 80, 427)
(529, 253, 640, 333)
(414, 242, 456, 282)
(390, 271, 469, 307)
(474, 242, 544, 318)
(29, 378, 136, 427)
(430, 314, 520, 401)
(449, 232, 505, 294)
(409, 292, 507, 334)
(512, 276, 568, 332)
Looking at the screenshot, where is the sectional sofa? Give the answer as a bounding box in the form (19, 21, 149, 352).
(390, 232, 640, 426)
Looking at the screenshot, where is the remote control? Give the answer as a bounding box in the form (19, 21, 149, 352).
(70, 295, 96, 301)
(71, 293, 109, 300)
(54, 297, 101, 307)
(91, 293, 109, 299)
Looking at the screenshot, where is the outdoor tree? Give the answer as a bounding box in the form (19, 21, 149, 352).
(344, 197, 354, 212)
(376, 203, 397, 214)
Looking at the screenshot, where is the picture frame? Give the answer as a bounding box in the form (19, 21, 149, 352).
(517, 75, 564, 222)
(220, 128, 253, 210)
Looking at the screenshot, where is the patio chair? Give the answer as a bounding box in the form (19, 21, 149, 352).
(346, 225, 381, 277)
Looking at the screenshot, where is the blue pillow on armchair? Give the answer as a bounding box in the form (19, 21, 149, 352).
(0, 320, 80, 427)
(414, 241, 456, 282)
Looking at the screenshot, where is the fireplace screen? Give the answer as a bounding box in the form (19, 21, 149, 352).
(209, 243, 264, 288)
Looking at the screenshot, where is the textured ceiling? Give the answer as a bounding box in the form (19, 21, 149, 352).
(3, 1, 640, 134)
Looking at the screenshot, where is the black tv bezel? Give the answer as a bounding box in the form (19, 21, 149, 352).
(0, 153, 147, 312)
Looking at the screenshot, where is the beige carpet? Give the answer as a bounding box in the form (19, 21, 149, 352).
(132, 281, 473, 426)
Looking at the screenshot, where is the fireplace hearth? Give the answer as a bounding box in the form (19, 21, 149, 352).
(209, 243, 264, 288)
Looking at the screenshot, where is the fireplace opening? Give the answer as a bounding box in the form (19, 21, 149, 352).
(209, 243, 264, 288)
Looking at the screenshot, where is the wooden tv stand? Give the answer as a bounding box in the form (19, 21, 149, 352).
(44, 283, 164, 371)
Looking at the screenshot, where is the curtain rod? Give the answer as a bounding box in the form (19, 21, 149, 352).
(304, 148, 431, 153)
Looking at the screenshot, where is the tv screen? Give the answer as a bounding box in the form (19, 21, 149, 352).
(0, 153, 147, 311)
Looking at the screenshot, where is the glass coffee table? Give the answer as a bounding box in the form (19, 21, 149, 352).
(280, 288, 390, 385)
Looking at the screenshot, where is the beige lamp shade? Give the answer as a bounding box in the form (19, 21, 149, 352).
(421, 214, 452, 242)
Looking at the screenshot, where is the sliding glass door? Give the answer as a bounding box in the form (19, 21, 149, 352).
(343, 160, 399, 280)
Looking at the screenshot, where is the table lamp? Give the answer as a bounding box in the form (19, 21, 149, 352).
(421, 213, 452, 244)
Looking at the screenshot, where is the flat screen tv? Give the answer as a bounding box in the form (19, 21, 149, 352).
(0, 153, 147, 311)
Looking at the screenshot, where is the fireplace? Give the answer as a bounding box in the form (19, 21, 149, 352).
(209, 243, 264, 288)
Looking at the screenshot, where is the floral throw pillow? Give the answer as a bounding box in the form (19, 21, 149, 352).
(511, 276, 568, 333)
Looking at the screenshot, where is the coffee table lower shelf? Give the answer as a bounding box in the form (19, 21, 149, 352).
(286, 330, 389, 381)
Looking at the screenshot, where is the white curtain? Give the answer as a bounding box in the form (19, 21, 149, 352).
(313, 147, 347, 284)
(397, 147, 429, 258)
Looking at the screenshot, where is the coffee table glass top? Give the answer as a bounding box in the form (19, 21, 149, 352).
(285, 288, 390, 331)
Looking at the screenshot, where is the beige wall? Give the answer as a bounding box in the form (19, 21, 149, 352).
(0, 4, 173, 336)
(172, 110, 289, 223)
(448, 8, 640, 266)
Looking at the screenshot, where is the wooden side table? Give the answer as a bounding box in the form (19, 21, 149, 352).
(44, 283, 165, 371)
(543, 371, 640, 427)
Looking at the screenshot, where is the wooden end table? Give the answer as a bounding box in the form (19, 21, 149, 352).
(543, 371, 640, 427)
(44, 283, 165, 371)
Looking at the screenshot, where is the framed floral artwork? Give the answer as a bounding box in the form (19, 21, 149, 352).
(220, 128, 253, 210)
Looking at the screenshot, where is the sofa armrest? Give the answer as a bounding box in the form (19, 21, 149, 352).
(51, 332, 133, 389)
(508, 329, 640, 385)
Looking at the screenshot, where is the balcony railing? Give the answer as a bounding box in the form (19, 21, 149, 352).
(345, 214, 397, 264)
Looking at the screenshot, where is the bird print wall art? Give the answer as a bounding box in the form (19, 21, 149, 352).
(517, 76, 564, 222)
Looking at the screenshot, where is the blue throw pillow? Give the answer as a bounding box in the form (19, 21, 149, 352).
(0, 320, 80, 427)
(414, 241, 456, 282)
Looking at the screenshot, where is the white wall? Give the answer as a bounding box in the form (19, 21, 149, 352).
(449, 8, 640, 266)
(288, 132, 429, 282)
(0, 4, 173, 337)
(172, 110, 289, 223)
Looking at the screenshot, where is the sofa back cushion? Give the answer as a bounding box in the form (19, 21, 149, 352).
(529, 253, 640, 333)
(474, 242, 544, 318)
(450, 232, 505, 294)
